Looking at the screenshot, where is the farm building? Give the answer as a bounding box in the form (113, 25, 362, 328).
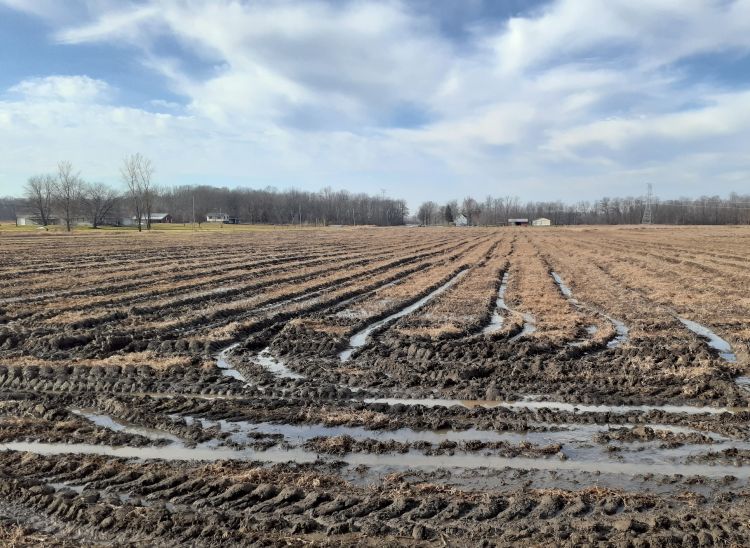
(122, 213, 173, 226)
(206, 212, 240, 224)
(532, 217, 552, 227)
(16, 213, 60, 226)
(508, 218, 529, 226)
(454, 214, 469, 227)
(16, 214, 95, 227)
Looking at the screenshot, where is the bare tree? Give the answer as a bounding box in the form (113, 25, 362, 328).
(121, 153, 155, 231)
(461, 196, 480, 225)
(83, 182, 119, 228)
(443, 204, 454, 224)
(55, 161, 84, 232)
(417, 201, 438, 225)
(23, 174, 57, 226)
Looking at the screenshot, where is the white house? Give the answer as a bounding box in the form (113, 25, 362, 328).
(206, 212, 239, 224)
(206, 212, 229, 223)
(532, 217, 552, 227)
(454, 214, 469, 227)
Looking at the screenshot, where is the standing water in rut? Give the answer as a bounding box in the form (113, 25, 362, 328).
(551, 271, 629, 348)
(678, 317, 737, 363)
(216, 343, 247, 382)
(482, 271, 510, 334)
(339, 270, 468, 361)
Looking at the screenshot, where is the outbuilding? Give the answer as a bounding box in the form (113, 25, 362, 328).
(16, 213, 60, 226)
(508, 218, 529, 226)
(122, 213, 173, 226)
(532, 217, 552, 227)
(454, 214, 469, 227)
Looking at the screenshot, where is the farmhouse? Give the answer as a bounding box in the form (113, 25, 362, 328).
(508, 218, 529, 226)
(532, 217, 552, 227)
(454, 214, 469, 227)
(206, 212, 228, 223)
(206, 212, 240, 224)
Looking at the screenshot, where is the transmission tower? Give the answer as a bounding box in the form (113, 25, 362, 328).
(642, 183, 654, 224)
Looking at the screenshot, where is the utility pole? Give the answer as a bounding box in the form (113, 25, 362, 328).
(192, 195, 196, 231)
(642, 183, 654, 225)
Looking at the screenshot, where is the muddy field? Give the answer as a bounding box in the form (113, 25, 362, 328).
(1, 225, 750, 546)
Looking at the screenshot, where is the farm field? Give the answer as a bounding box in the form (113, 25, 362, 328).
(1, 225, 750, 545)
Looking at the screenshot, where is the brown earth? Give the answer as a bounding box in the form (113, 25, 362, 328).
(1, 226, 749, 545)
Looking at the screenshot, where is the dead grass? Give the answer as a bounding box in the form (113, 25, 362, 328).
(394, 238, 511, 338)
(3, 225, 749, 371)
(533, 226, 750, 367)
(2, 352, 193, 369)
(0, 524, 51, 547)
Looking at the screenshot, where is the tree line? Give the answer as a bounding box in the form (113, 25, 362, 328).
(158, 185, 408, 227)
(4, 157, 749, 228)
(416, 193, 750, 226)
(14, 156, 409, 230)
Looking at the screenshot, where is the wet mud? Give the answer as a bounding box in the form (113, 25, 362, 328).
(2, 228, 750, 544)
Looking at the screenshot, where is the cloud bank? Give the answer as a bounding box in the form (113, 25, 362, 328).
(1, 0, 750, 205)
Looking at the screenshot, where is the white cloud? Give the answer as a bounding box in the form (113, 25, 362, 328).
(54, 4, 162, 45)
(2, 0, 750, 204)
(547, 91, 750, 153)
(8, 76, 113, 103)
(491, 0, 750, 75)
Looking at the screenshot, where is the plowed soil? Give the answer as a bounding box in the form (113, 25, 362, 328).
(1, 225, 749, 546)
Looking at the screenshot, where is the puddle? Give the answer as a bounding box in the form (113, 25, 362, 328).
(339, 270, 468, 361)
(178, 416, 552, 446)
(605, 316, 629, 348)
(72, 409, 184, 444)
(480, 269, 535, 341)
(216, 343, 247, 382)
(217, 342, 302, 383)
(364, 397, 734, 415)
(0, 441, 319, 464)
(483, 272, 510, 335)
(255, 347, 305, 379)
(551, 271, 629, 349)
(551, 272, 574, 299)
(5, 441, 750, 479)
(679, 318, 737, 363)
(178, 416, 730, 451)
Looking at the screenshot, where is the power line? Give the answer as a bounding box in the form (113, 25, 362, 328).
(642, 183, 653, 224)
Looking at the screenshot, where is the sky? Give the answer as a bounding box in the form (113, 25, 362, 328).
(1, 0, 750, 209)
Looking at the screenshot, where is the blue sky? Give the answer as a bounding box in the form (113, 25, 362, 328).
(1, 0, 750, 208)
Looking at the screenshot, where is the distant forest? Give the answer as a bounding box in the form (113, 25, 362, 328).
(3, 160, 750, 226)
(416, 193, 750, 226)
